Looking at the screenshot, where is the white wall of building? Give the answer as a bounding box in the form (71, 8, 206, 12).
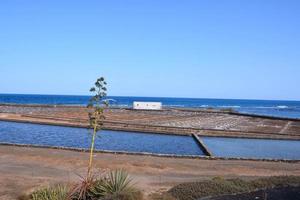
(133, 102, 162, 110)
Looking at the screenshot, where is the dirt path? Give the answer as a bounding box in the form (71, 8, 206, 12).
(0, 146, 299, 200)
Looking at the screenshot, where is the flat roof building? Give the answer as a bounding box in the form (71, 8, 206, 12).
(133, 102, 162, 110)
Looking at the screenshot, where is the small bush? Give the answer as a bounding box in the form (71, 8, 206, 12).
(69, 174, 98, 200)
(251, 176, 300, 189)
(21, 170, 142, 200)
(91, 169, 141, 200)
(30, 184, 69, 200)
(168, 176, 300, 200)
(68, 169, 141, 200)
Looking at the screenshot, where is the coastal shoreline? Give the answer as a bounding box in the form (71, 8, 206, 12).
(1, 102, 300, 121)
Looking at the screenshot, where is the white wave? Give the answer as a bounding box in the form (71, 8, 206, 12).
(218, 105, 241, 108)
(113, 104, 130, 107)
(160, 104, 185, 107)
(277, 105, 288, 109)
(103, 98, 117, 102)
(255, 106, 275, 109)
(199, 105, 209, 108)
(245, 106, 290, 109)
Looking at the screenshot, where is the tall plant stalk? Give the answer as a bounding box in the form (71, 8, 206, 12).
(87, 77, 108, 177)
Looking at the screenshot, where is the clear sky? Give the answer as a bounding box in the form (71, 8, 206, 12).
(0, 0, 300, 100)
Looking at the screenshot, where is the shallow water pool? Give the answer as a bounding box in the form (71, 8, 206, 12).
(0, 121, 204, 156)
(202, 136, 300, 160)
(1, 121, 300, 159)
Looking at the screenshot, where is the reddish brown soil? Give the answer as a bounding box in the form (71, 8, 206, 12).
(0, 146, 300, 200)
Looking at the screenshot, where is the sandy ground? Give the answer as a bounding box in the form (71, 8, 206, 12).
(0, 146, 299, 200)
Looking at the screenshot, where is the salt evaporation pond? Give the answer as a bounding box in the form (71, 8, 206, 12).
(1, 121, 300, 160)
(0, 121, 203, 156)
(202, 136, 300, 160)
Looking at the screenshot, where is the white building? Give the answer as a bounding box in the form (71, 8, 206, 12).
(133, 101, 162, 110)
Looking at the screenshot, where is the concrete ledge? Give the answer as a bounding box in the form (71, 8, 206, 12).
(0, 143, 299, 163)
(192, 134, 213, 156)
(0, 142, 207, 159)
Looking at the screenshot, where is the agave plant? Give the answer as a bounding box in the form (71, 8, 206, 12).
(69, 170, 136, 200)
(91, 169, 134, 198)
(68, 174, 98, 200)
(87, 77, 108, 177)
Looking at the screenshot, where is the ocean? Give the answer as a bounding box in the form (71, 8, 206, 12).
(0, 94, 300, 119)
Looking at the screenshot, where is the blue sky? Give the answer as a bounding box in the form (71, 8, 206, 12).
(0, 0, 300, 100)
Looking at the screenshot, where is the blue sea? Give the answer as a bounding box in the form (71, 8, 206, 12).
(0, 94, 300, 119)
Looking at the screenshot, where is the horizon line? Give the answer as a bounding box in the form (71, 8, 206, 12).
(0, 92, 300, 102)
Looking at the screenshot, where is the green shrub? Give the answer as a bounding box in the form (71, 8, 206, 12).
(168, 176, 300, 200)
(91, 169, 141, 200)
(69, 169, 141, 200)
(69, 174, 98, 200)
(30, 184, 69, 200)
(251, 176, 300, 189)
(20, 169, 141, 200)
